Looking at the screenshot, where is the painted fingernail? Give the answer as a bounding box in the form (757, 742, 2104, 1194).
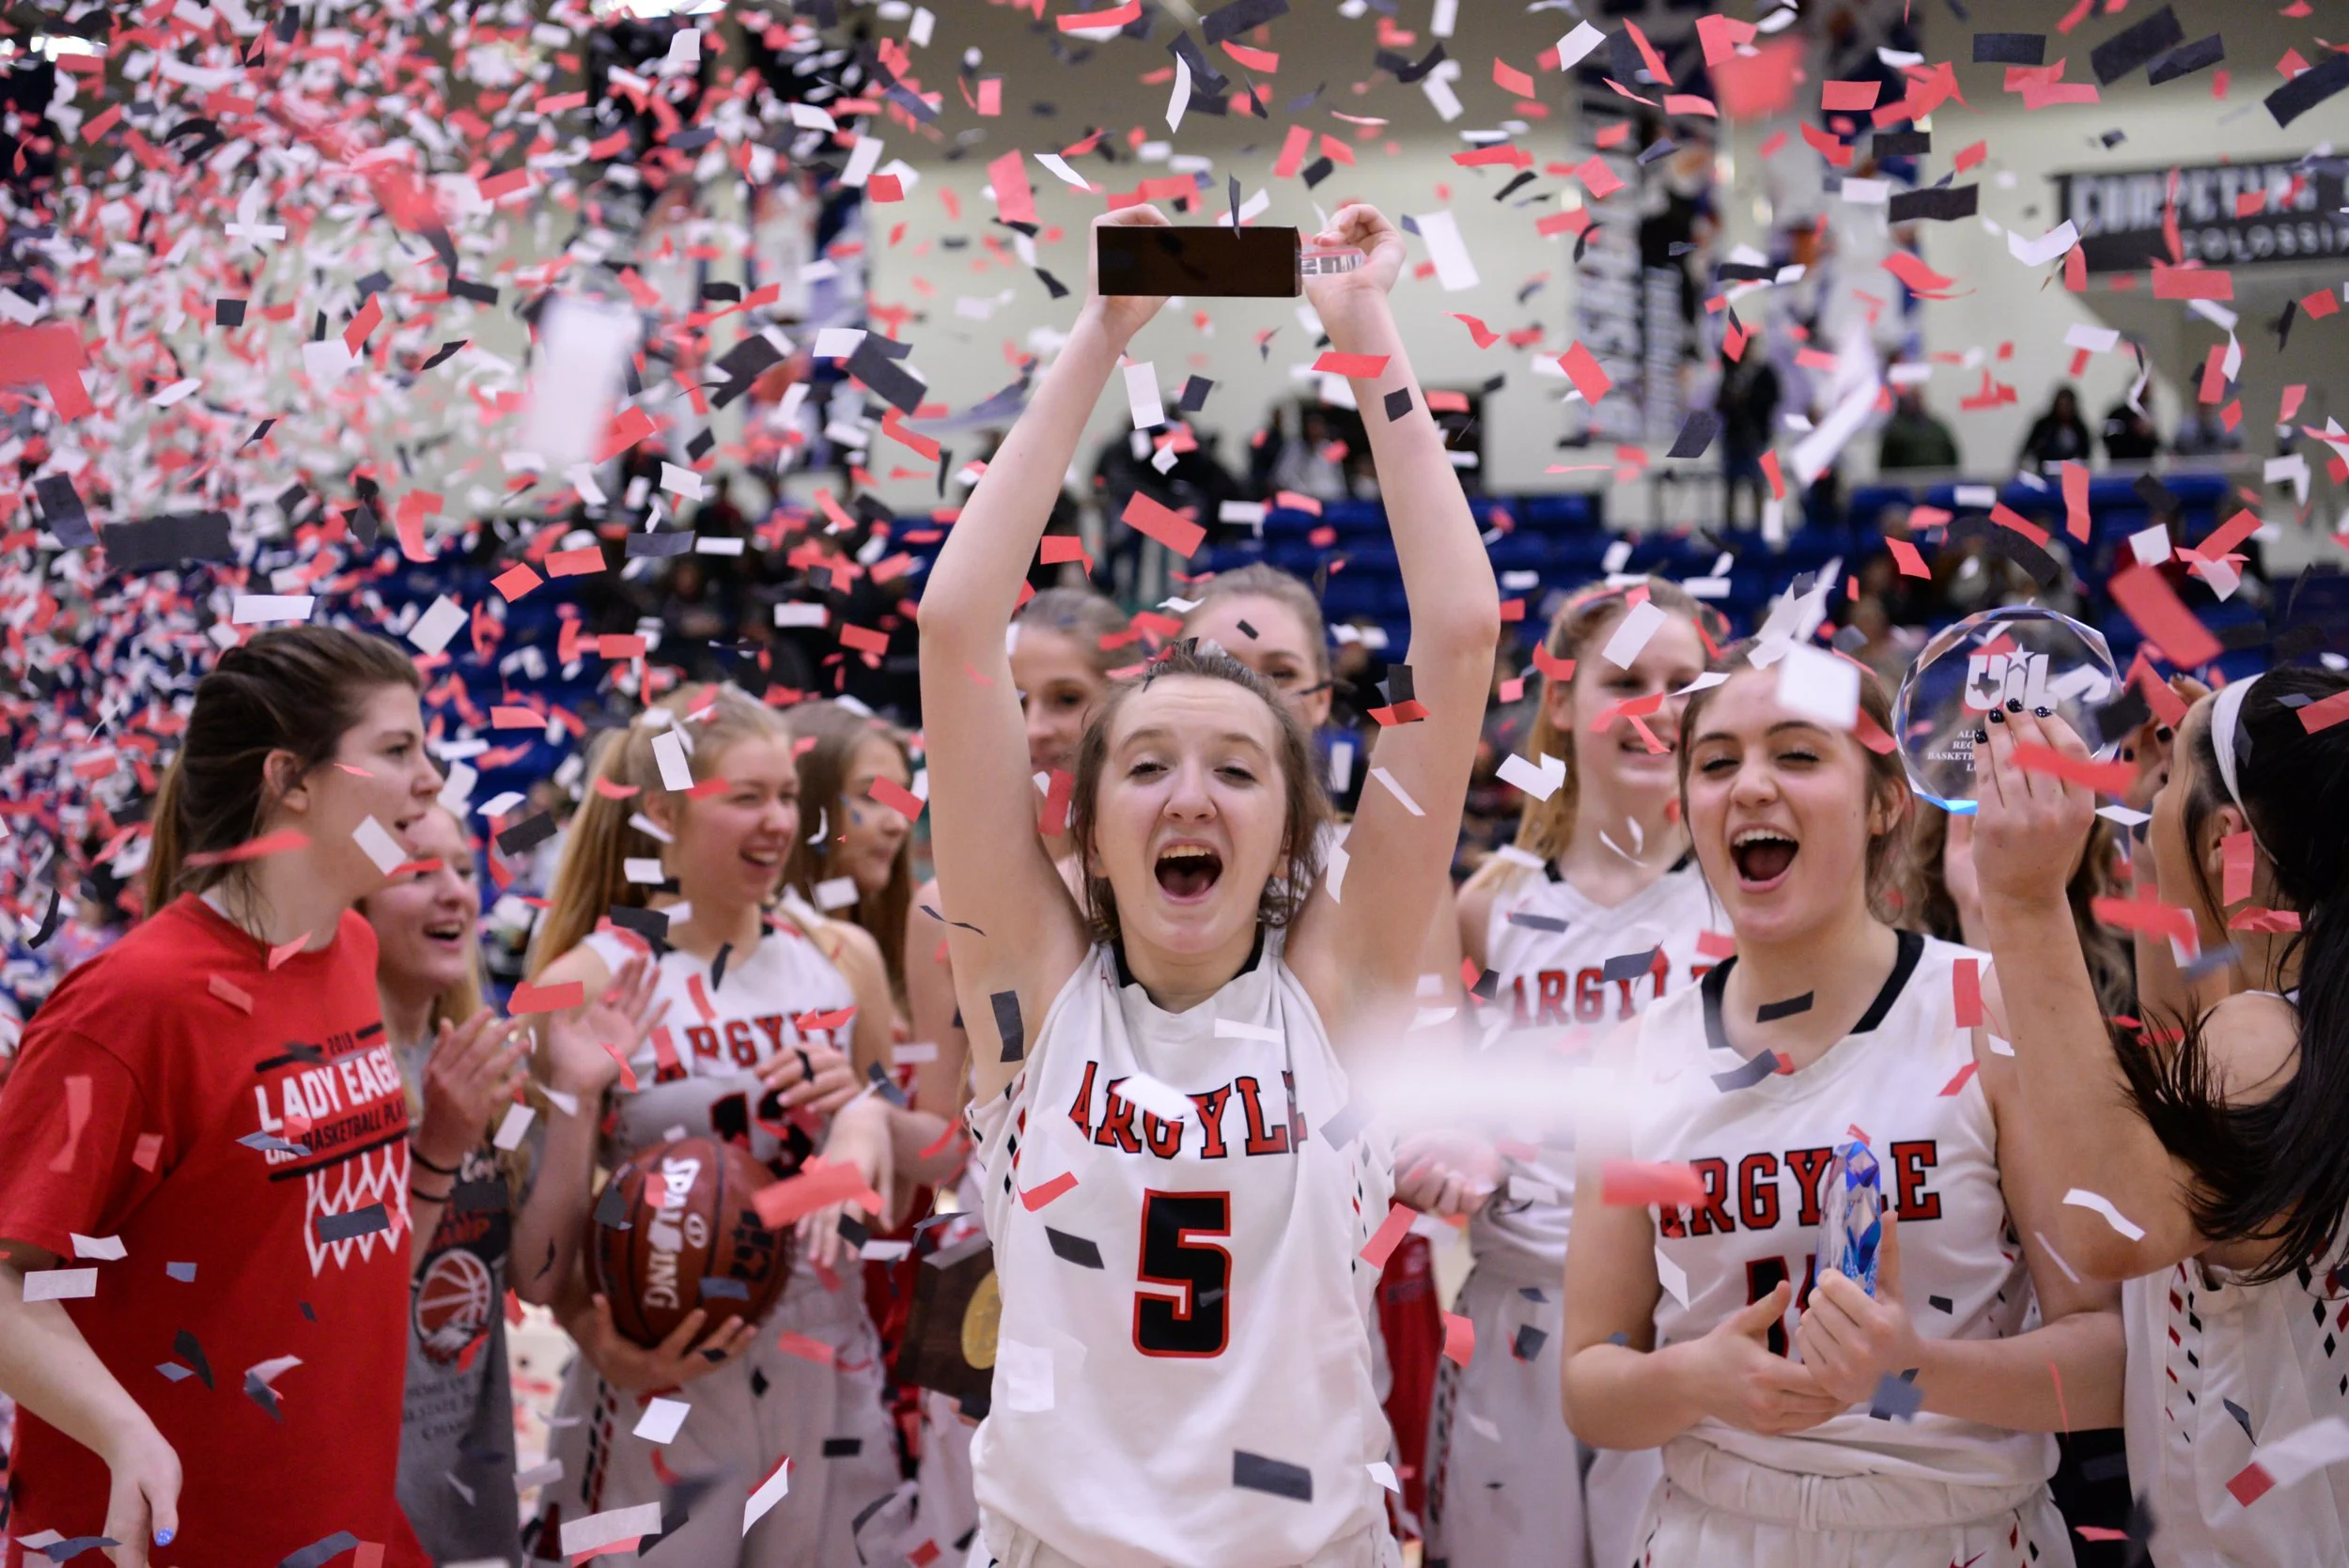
(2156, 726, 2173, 742)
(1988, 709, 2005, 724)
(156, 1529, 175, 1546)
(1975, 729, 1990, 744)
(2034, 706, 2052, 718)
(2005, 698, 2024, 713)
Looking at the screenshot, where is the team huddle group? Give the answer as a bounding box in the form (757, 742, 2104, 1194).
(0, 206, 2342, 1568)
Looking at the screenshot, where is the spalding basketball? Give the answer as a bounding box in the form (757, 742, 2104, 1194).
(588, 1136, 793, 1347)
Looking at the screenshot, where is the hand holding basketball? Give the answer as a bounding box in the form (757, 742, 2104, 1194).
(541, 954, 669, 1096)
(1794, 1209, 1923, 1408)
(1972, 706, 2099, 910)
(1683, 1280, 1845, 1436)
(575, 1295, 757, 1395)
(417, 1009, 527, 1171)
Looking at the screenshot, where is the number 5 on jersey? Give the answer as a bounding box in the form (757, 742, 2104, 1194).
(1134, 1190, 1231, 1357)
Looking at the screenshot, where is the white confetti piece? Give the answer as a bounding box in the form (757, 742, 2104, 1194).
(910, 7, 934, 46)
(743, 1457, 792, 1535)
(815, 876, 862, 911)
(1411, 210, 1480, 292)
(2062, 1188, 2146, 1241)
(2234, 1416, 2349, 1498)
(352, 815, 409, 877)
(998, 1336, 1056, 1413)
(1599, 599, 1667, 668)
(492, 1103, 536, 1153)
(520, 295, 636, 475)
(150, 378, 201, 408)
(1556, 21, 1607, 70)
(651, 730, 694, 792)
(624, 857, 666, 885)
(1124, 362, 1165, 430)
(1776, 643, 1861, 730)
(231, 595, 314, 625)
(1167, 48, 1191, 132)
(1371, 766, 1425, 816)
(2064, 322, 2120, 352)
(478, 791, 526, 819)
(542, 1088, 581, 1118)
(633, 1397, 690, 1444)
(2128, 523, 2172, 567)
(1214, 1018, 1283, 1043)
(892, 1041, 940, 1064)
(841, 133, 887, 189)
(1496, 752, 1562, 800)
(812, 327, 866, 359)
(564, 1502, 662, 1557)
(408, 595, 467, 657)
(301, 338, 358, 381)
(1368, 1460, 1402, 1493)
(1035, 151, 1092, 190)
(23, 1267, 97, 1300)
(788, 101, 838, 132)
(1654, 1248, 1689, 1308)
(1113, 1073, 1192, 1123)
(70, 1234, 126, 1261)
(2007, 220, 2080, 268)
(514, 1460, 563, 1494)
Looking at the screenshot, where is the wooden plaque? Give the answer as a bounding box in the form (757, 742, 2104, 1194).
(898, 1233, 997, 1409)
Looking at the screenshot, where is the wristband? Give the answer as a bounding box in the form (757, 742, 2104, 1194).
(410, 1143, 460, 1176)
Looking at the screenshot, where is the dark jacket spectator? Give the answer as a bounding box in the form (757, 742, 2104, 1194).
(2019, 387, 2092, 468)
(1879, 389, 1961, 471)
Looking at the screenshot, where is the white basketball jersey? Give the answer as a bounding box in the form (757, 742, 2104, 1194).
(1470, 854, 1720, 1282)
(2124, 1254, 2349, 1567)
(581, 913, 857, 1167)
(1625, 931, 2055, 1488)
(969, 935, 1395, 1568)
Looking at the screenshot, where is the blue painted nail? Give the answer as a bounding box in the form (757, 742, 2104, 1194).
(156, 1529, 175, 1546)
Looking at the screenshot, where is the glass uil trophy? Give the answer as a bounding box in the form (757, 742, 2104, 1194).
(1891, 606, 2123, 815)
(1817, 1141, 1884, 1296)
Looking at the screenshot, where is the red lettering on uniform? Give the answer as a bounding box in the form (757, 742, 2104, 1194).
(1509, 975, 1532, 1028)
(723, 1018, 758, 1067)
(1281, 1069, 1307, 1146)
(1890, 1140, 1941, 1219)
(1142, 1110, 1183, 1158)
(1784, 1147, 1836, 1226)
(1535, 970, 1568, 1026)
(686, 1025, 720, 1062)
(1737, 1152, 1781, 1230)
(1657, 1203, 1687, 1238)
(753, 1015, 791, 1054)
(1687, 1156, 1734, 1234)
(1233, 1076, 1290, 1156)
(1574, 967, 1606, 1023)
(1067, 1060, 1098, 1139)
(1190, 1085, 1233, 1158)
(1095, 1079, 1142, 1154)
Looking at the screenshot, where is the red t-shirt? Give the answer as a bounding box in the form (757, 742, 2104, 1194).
(0, 896, 427, 1568)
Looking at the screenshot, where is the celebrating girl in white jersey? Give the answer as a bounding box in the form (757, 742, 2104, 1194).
(517, 685, 957, 1568)
(1974, 672, 2349, 1564)
(1423, 579, 1720, 1568)
(1562, 646, 2122, 1568)
(918, 201, 1498, 1568)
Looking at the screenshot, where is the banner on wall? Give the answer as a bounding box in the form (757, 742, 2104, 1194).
(2054, 161, 2349, 273)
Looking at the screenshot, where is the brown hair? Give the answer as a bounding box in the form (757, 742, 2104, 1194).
(1896, 805, 2133, 1017)
(527, 683, 795, 978)
(1017, 586, 1131, 680)
(1674, 640, 1914, 914)
(784, 701, 914, 1004)
(1067, 642, 1330, 945)
(1180, 563, 1330, 682)
(146, 625, 423, 913)
(1515, 579, 1719, 863)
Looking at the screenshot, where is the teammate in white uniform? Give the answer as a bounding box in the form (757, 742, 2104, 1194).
(515, 685, 957, 1568)
(1562, 648, 2123, 1568)
(1415, 579, 1719, 1568)
(1974, 671, 2349, 1564)
(918, 201, 1498, 1568)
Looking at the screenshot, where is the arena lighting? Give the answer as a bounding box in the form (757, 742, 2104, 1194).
(0, 35, 101, 59)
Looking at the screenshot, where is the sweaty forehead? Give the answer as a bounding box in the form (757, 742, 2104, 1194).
(1111, 675, 1282, 750)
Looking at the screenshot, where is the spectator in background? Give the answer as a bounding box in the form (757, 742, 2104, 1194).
(2102, 389, 2160, 462)
(1091, 417, 1238, 600)
(692, 474, 750, 539)
(1253, 406, 1353, 503)
(1716, 334, 1779, 529)
(1878, 385, 1960, 471)
(2019, 385, 2092, 468)
(2172, 402, 2243, 458)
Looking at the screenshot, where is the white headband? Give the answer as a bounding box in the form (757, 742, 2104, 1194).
(2209, 672, 2262, 831)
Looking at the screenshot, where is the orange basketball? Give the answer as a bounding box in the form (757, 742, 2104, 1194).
(587, 1136, 794, 1348)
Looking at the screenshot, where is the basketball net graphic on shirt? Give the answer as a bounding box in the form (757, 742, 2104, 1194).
(303, 1141, 412, 1276)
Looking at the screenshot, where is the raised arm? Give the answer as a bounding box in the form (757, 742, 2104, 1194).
(917, 207, 1171, 1106)
(1971, 708, 2279, 1279)
(1289, 204, 1501, 1029)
